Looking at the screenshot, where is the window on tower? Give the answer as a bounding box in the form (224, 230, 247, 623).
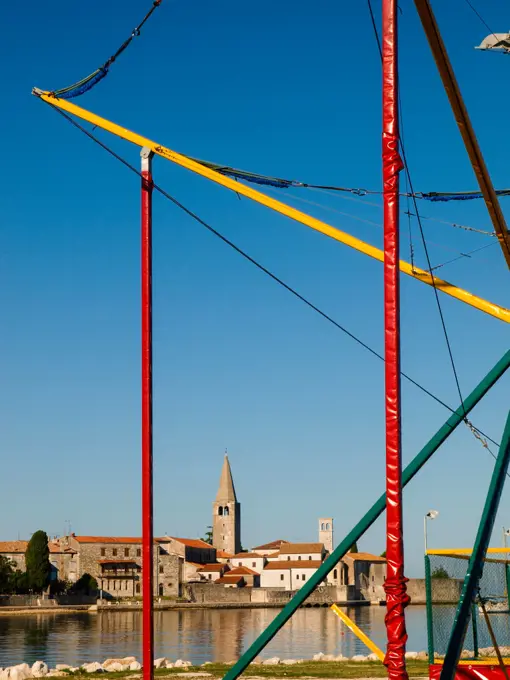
(224, 506, 229, 516)
(218, 507, 223, 516)
(321, 523, 325, 531)
(326, 523, 330, 530)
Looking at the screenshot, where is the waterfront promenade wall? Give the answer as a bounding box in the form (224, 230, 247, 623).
(188, 584, 357, 606)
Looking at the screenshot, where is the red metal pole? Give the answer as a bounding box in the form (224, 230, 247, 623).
(141, 147, 154, 680)
(382, 1, 409, 680)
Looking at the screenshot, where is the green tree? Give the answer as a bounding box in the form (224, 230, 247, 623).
(71, 573, 98, 595)
(349, 542, 359, 553)
(432, 566, 450, 579)
(202, 526, 213, 545)
(50, 579, 71, 595)
(11, 570, 29, 594)
(380, 550, 387, 558)
(0, 556, 15, 594)
(25, 530, 50, 592)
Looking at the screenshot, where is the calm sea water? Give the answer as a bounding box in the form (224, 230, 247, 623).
(0, 606, 432, 667)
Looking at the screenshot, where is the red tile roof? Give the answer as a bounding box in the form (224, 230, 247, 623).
(215, 575, 244, 585)
(0, 541, 75, 555)
(344, 552, 386, 563)
(0, 541, 28, 554)
(228, 566, 259, 576)
(49, 542, 76, 554)
(263, 560, 323, 570)
(279, 543, 324, 555)
(167, 537, 214, 549)
(252, 540, 288, 551)
(73, 536, 143, 544)
(197, 563, 227, 573)
(216, 550, 235, 558)
(233, 552, 264, 559)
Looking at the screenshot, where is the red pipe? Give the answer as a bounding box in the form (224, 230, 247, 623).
(382, 1, 409, 679)
(141, 147, 154, 680)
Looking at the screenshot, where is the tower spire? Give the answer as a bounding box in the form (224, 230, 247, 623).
(215, 454, 237, 502)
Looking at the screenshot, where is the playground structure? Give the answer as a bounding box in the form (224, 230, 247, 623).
(425, 549, 510, 663)
(31, 0, 510, 679)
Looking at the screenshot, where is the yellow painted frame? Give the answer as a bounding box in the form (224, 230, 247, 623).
(435, 660, 510, 666)
(427, 549, 510, 555)
(331, 604, 385, 661)
(33, 90, 510, 325)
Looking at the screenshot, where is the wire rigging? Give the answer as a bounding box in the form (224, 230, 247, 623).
(462, 0, 500, 43)
(365, 0, 489, 456)
(262, 185, 494, 270)
(50, 0, 162, 99)
(42, 99, 501, 457)
(308, 186, 496, 239)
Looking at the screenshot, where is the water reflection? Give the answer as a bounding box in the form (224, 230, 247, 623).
(0, 606, 432, 667)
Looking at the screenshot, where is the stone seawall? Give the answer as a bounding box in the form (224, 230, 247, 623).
(407, 578, 463, 605)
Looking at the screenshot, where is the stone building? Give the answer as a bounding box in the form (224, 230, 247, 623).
(252, 540, 288, 556)
(318, 518, 334, 554)
(227, 566, 260, 587)
(232, 552, 266, 573)
(62, 535, 181, 599)
(197, 563, 229, 581)
(216, 550, 234, 564)
(212, 455, 241, 555)
(261, 560, 323, 590)
(343, 552, 387, 601)
(278, 542, 326, 562)
(0, 541, 29, 572)
(158, 536, 216, 583)
(0, 540, 77, 583)
(158, 536, 216, 564)
(215, 574, 246, 588)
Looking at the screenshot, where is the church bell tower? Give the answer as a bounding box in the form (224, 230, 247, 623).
(212, 454, 241, 555)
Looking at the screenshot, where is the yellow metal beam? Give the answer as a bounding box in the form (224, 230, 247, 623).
(427, 549, 510, 555)
(436, 660, 510, 666)
(331, 604, 385, 661)
(34, 90, 510, 325)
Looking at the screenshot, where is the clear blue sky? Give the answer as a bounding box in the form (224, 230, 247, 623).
(1, 0, 509, 577)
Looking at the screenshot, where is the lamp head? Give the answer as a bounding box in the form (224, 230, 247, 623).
(426, 510, 439, 520)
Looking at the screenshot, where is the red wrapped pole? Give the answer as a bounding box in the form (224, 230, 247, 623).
(141, 147, 154, 680)
(382, 1, 409, 679)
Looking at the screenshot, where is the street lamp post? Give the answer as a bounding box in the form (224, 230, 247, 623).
(503, 528, 510, 549)
(424, 510, 439, 554)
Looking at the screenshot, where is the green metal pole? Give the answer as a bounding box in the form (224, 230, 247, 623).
(505, 564, 510, 612)
(425, 554, 435, 663)
(222, 351, 510, 680)
(440, 410, 510, 680)
(471, 603, 479, 659)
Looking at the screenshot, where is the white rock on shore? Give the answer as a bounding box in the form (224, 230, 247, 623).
(174, 660, 191, 668)
(154, 658, 168, 669)
(129, 662, 141, 671)
(81, 662, 104, 674)
(261, 658, 280, 666)
(31, 663, 48, 678)
(351, 655, 367, 662)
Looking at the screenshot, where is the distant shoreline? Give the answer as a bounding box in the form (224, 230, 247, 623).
(0, 600, 375, 615)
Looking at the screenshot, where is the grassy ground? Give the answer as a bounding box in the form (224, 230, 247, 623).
(65, 661, 429, 679)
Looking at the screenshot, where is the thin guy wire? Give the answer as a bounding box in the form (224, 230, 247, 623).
(463, 0, 500, 43)
(365, 0, 496, 454)
(41, 99, 502, 453)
